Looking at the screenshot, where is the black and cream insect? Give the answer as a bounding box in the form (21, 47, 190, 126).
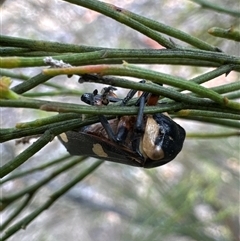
(58, 81, 185, 168)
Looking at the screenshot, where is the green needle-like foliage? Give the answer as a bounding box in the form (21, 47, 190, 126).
(1, 1, 239, 241)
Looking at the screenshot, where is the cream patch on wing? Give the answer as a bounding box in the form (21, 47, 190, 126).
(59, 133, 68, 143)
(92, 143, 108, 157)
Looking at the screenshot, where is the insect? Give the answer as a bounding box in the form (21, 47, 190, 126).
(58, 81, 186, 168)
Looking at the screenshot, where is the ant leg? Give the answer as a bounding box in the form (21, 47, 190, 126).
(100, 86, 121, 105)
(121, 89, 138, 106)
(97, 87, 119, 141)
(81, 81, 148, 144)
(81, 86, 122, 106)
(81, 87, 118, 142)
(121, 80, 146, 106)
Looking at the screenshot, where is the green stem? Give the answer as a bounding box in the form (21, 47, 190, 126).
(169, 64, 236, 93)
(224, 90, 240, 100)
(0, 47, 31, 55)
(22, 89, 83, 97)
(191, 0, 240, 18)
(189, 65, 235, 85)
(63, 0, 175, 49)
(0, 68, 64, 90)
(211, 81, 240, 94)
(0, 116, 99, 143)
(2, 87, 235, 116)
(1, 160, 103, 241)
(187, 131, 240, 138)
(208, 26, 240, 42)
(1, 49, 240, 69)
(1, 156, 86, 202)
(123, 8, 219, 51)
(0, 194, 34, 231)
(15, 113, 82, 128)
(11, 73, 54, 94)
(0, 51, 101, 68)
(2, 95, 239, 143)
(0, 68, 29, 80)
(0, 35, 102, 53)
(1, 105, 239, 143)
(1, 115, 98, 177)
(0, 98, 166, 115)
(0, 155, 72, 184)
(43, 64, 240, 110)
(176, 109, 240, 120)
(0, 130, 53, 178)
(178, 116, 240, 129)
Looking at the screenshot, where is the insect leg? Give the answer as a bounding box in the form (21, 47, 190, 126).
(121, 80, 146, 106)
(116, 81, 149, 143)
(132, 93, 147, 159)
(98, 115, 118, 142)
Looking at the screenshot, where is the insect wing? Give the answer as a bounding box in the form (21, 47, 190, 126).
(58, 131, 142, 167)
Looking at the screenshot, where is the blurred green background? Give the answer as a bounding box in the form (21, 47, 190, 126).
(1, 0, 239, 241)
